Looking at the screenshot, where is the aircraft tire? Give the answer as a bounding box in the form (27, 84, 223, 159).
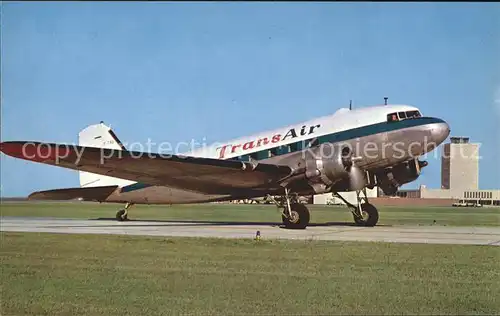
(116, 209, 127, 221)
(353, 203, 379, 227)
(282, 203, 310, 229)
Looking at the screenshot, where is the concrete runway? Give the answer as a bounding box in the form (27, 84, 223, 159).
(1, 217, 499, 246)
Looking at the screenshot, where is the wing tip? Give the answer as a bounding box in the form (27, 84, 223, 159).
(0, 141, 66, 162)
(0, 141, 25, 157)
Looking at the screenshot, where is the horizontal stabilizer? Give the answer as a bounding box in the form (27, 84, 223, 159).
(29, 185, 119, 202)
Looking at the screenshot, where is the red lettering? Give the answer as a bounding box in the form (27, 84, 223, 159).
(217, 145, 230, 159)
(243, 141, 255, 150)
(257, 138, 269, 147)
(231, 144, 241, 153)
(272, 134, 281, 143)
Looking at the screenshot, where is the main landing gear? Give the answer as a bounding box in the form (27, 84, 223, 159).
(334, 189, 379, 227)
(268, 188, 310, 229)
(116, 202, 134, 221)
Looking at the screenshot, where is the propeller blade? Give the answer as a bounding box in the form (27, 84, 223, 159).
(348, 164, 366, 191)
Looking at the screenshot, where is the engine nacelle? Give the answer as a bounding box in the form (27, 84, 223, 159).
(303, 144, 355, 194)
(392, 159, 427, 185)
(377, 159, 428, 195)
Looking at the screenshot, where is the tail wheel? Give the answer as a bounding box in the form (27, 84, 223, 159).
(282, 203, 310, 229)
(353, 203, 379, 227)
(116, 209, 127, 221)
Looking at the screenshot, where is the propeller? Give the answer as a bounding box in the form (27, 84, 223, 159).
(416, 159, 428, 174)
(348, 164, 367, 191)
(340, 146, 367, 191)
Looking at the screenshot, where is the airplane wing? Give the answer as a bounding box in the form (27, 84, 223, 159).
(0, 141, 292, 195)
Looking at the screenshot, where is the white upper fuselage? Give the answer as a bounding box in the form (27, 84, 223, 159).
(187, 104, 421, 160)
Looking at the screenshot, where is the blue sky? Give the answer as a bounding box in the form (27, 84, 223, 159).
(1, 2, 499, 196)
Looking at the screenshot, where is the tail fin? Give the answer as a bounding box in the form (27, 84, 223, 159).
(78, 122, 135, 188)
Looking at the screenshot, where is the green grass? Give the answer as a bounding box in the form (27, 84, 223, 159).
(1, 232, 499, 315)
(1, 201, 499, 226)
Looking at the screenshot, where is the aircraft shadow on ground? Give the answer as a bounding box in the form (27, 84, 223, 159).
(89, 218, 392, 228)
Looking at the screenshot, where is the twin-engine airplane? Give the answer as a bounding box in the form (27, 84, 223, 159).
(0, 104, 450, 229)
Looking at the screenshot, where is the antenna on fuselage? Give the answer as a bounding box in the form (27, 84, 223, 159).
(384, 97, 388, 105)
(349, 100, 352, 110)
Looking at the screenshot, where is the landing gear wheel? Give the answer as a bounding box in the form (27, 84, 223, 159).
(282, 204, 310, 229)
(353, 203, 379, 227)
(116, 209, 128, 221)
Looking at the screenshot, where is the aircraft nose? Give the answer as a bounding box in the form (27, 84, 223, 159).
(430, 119, 450, 145)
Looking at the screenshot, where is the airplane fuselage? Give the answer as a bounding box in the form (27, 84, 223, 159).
(108, 104, 449, 204)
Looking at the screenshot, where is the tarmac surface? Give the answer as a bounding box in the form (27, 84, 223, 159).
(2, 217, 500, 245)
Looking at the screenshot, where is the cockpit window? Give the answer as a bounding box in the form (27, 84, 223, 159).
(410, 111, 422, 118)
(388, 110, 422, 122)
(387, 113, 399, 122)
(406, 110, 422, 118)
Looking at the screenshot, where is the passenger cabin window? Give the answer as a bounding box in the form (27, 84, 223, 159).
(270, 147, 279, 157)
(289, 142, 300, 153)
(308, 138, 319, 148)
(249, 151, 268, 161)
(277, 145, 288, 155)
(237, 155, 250, 162)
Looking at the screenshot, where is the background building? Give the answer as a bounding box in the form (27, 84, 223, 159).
(441, 137, 479, 194)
